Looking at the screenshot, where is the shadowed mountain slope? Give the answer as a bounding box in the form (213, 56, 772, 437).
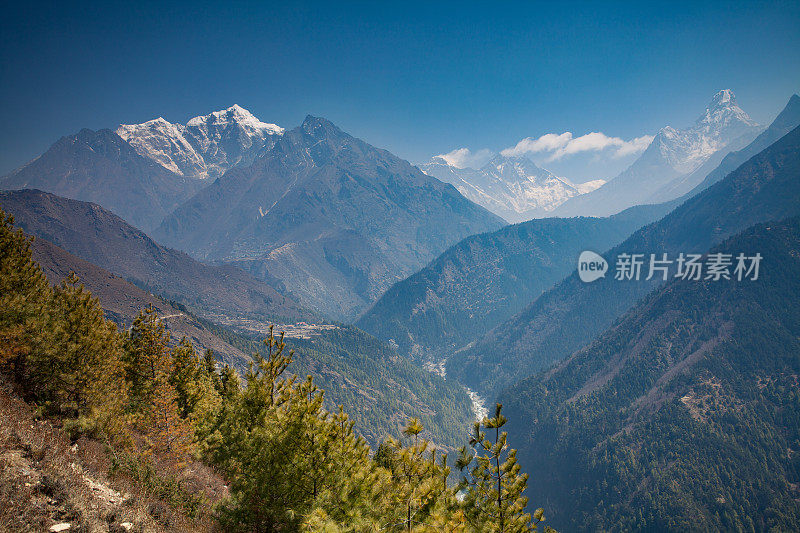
(357, 201, 674, 363)
(0, 189, 310, 324)
(31, 236, 248, 366)
(0, 129, 203, 231)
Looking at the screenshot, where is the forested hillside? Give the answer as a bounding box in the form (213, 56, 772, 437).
(501, 218, 800, 531)
(201, 321, 477, 449)
(357, 202, 673, 362)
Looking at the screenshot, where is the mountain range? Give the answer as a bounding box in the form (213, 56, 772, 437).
(154, 115, 505, 320)
(0, 108, 505, 321)
(117, 104, 284, 180)
(2, 87, 799, 530)
(0, 105, 287, 233)
(419, 154, 602, 223)
(553, 90, 763, 217)
(449, 115, 800, 399)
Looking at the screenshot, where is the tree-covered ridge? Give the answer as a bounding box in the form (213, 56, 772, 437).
(357, 202, 672, 363)
(501, 217, 800, 531)
(0, 207, 552, 531)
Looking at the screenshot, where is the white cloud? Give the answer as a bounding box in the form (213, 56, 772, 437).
(613, 135, 655, 157)
(501, 132, 572, 157)
(501, 131, 653, 160)
(436, 147, 493, 169)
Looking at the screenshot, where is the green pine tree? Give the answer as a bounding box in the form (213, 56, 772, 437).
(457, 403, 546, 532)
(0, 208, 50, 374)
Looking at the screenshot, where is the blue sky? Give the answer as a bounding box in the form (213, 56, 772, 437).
(1, 1, 798, 180)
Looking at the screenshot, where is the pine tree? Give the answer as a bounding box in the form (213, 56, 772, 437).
(123, 306, 193, 466)
(124, 305, 172, 410)
(213, 326, 301, 531)
(180, 345, 224, 453)
(0, 210, 128, 438)
(0, 209, 50, 373)
(142, 372, 194, 466)
(301, 405, 380, 529)
(375, 417, 455, 531)
(291, 375, 334, 501)
(170, 337, 200, 418)
(202, 348, 221, 391)
(218, 364, 240, 399)
(42, 273, 128, 433)
(457, 403, 546, 532)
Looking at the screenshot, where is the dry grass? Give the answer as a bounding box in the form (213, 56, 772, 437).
(0, 379, 226, 532)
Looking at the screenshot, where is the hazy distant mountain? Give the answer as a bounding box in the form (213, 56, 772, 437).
(686, 93, 800, 196)
(356, 202, 673, 363)
(554, 90, 763, 217)
(0, 189, 310, 324)
(420, 154, 600, 223)
(155, 116, 505, 320)
(449, 124, 800, 398)
(117, 104, 284, 180)
(0, 128, 202, 231)
(0, 105, 286, 231)
(503, 218, 800, 531)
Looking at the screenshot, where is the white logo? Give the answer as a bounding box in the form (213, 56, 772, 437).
(578, 251, 608, 283)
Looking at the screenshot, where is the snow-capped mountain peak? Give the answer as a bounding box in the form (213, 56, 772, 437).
(117, 105, 283, 179)
(485, 154, 543, 179)
(711, 88, 734, 107)
(186, 104, 284, 137)
(421, 154, 595, 223)
(552, 89, 763, 217)
(649, 89, 759, 175)
(117, 117, 206, 177)
(695, 89, 757, 133)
